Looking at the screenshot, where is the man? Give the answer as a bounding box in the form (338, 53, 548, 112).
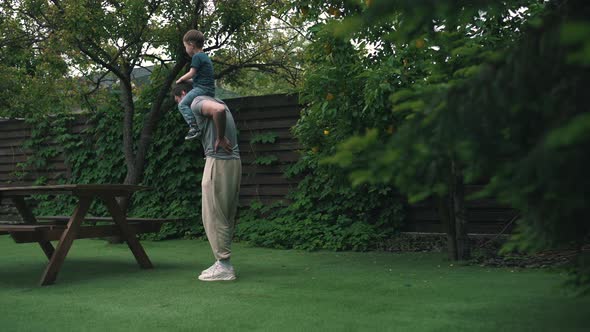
(172, 82, 241, 281)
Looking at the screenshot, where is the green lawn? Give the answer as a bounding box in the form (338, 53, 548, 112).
(0, 236, 588, 332)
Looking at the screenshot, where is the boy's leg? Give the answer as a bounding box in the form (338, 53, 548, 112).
(178, 88, 200, 126)
(179, 89, 203, 140)
(204, 86, 216, 98)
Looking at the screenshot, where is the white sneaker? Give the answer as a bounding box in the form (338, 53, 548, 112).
(198, 261, 236, 281)
(200, 261, 221, 277)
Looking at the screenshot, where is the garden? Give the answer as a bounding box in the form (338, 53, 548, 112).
(1, 0, 589, 330)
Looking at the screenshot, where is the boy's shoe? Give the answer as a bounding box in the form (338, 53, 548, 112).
(198, 261, 236, 281)
(185, 127, 200, 140)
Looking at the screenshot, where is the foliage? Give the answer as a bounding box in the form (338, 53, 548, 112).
(217, 68, 296, 97)
(30, 73, 206, 239)
(235, 166, 405, 251)
(291, 0, 542, 258)
(215, 26, 306, 96)
(250, 132, 278, 144)
(1, 0, 311, 239)
(292, 0, 590, 289)
(229, 1, 414, 251)
(0, 0, 78, 119)
(1, 0, 310, 198)
(252, 155, 278, 166)
(2, 0, 319, 247)
(447, 1, 590, 291)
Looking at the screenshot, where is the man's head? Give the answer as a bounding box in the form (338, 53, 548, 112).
(183, 29, 205, 55)
(171, 82, 192, 104)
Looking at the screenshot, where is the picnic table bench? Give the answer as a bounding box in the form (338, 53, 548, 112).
(0, 184, 183, 286)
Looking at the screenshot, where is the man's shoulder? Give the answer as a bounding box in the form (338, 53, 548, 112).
(191, 96, 225, 110)
(193, 95, 215, 103)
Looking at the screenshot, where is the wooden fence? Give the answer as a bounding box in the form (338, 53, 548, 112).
(0, 93, 516, 233)
(226, 94, 301, 206)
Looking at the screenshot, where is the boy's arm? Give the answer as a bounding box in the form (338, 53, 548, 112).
(176, 67, 197, 84)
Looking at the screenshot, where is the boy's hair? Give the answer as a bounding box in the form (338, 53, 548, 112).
(171, 82, 192, 98)
(183, 29, 205, 49)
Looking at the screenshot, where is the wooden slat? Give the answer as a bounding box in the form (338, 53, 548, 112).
(410, 197, 512, 209)
(0, 223, 66, 231)
(0, 146, 28, 157)
(225, 93, 299, 110)
(36, 215, 184, 223)
(0, 179, 64, 188)
(9, 222, 164, 243)
(0, 161, 67, 172)
(238, 140, 301, 153)
(0, 145, 68, 158)
(0, 119, 30, 130)
(408, 209, 517, 222)
(242, 164, 292, 174)
(237, 118, 299, 131)
(238, 128, 294, 141)
(11, 196, 56, 258)
(240, 151, 300, 164)
(0, 184, 151, 197)
(40, 196, 92, 285)
(0, 129, 31, 139)
(241, 174, 298, 185)
(0, 171, 65, 183)
(234, 106, 301, 121)
(239, 196, 291, 206)
(101, 195, 153, 269)
(0, 139, 27, 148)
(240, 185, 293, 196)
(0, 155, 28, 164)
(402, 221, 513, 234)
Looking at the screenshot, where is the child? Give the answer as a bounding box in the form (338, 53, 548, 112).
(176, 29, 216, 140)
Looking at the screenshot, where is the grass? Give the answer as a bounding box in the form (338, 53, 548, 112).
(0, 236, 589, 332)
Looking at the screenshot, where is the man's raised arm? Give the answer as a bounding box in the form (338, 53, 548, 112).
(200, 100, 231, 153)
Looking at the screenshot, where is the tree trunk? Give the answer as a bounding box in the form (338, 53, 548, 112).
(120, 70, 137, 185)
(440, 159, 471, 261)
(452, 162, 470, 260)
(110, 61, 186, 244)
(438, 194, 457, 260)
(106, 71, 136, 244)
(130, 60, 187, 188)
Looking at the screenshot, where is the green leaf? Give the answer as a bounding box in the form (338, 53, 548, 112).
(545, 113, 590, 148)
(253, 155, 279, 165)
(251, 132, 278, 144)
(561, 22, 590, 45)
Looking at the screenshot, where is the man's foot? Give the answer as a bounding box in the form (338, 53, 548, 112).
(185, 127, 200, 140)
(200, 261, 221, 277)
(198, 261, 236, 281)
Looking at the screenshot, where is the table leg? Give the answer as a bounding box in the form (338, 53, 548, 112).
(101, 195, 153, 269)
(39, 197, 92, 286)
(11, 197, 55, 260)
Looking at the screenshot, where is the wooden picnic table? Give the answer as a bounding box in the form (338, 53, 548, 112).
(0, 184, 165, 286)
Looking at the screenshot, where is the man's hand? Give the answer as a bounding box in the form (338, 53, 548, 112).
(215, 136, 232, 153)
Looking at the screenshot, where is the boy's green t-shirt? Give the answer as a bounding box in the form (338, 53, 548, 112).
(191, 52, 215, 95)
